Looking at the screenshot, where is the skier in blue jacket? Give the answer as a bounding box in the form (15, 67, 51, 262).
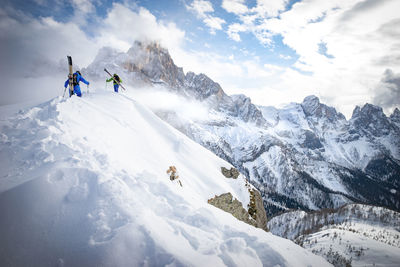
(64, 71, 90, 97)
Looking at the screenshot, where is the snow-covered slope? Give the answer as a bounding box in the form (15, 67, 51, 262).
(267, 204, 400, 266)
(82, 42, 400, 217)
(0, 92, 329, 266)
(302, 223, 400, 267)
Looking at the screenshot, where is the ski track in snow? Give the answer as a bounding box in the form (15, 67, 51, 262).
(0, 92, 330, 267)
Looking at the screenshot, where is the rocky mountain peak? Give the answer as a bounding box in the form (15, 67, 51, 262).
(351, 103, 394, 137)
(124, 42, 267, 125)
(86, 42, 268, 125)
(390, 108, 400, 124)
(127, 40, 168, 57)
(301, 95, 320, 114)
(351, 103, 386, 121)
(184, 71, 223, 100)
(230, 94, 267, 126)
(126, 41, 185, 88)
(301, 95, 345, 122)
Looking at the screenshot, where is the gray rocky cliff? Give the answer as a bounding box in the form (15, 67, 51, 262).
(85, 41, 266, 125)
(350, 103, 396, 137)
(390, 108, 400, 125)
(85, 42, 400, 218)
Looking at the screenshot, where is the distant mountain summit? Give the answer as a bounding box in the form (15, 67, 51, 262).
(85, 41, 265, 126)
(301, 95, 346, 122)
(351, 103, 397, 137)
(85, 42, 400, 217)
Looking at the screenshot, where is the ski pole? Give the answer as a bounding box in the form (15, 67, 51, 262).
(63, 87, 67, 98)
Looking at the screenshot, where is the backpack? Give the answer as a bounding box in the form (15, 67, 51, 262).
(73, 73, 78, 86)
(114, 74, 120, 82)
(73, 71, 81, 86)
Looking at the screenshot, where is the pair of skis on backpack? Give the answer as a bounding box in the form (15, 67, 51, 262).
(65, 56, 126, 97)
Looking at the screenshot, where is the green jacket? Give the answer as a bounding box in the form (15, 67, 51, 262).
(106, 76, 122, 85)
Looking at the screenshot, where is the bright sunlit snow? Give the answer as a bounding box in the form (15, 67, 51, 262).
(0, 91, 329, 266)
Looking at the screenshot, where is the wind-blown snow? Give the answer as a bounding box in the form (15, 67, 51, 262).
(0, 92, 329, 266)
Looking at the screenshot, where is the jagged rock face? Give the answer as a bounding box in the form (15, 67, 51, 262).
(184, 97, 400, 216)
(221, 167, 239, 179)
(231, 95, 267, 126)
(364, 155, 400, 187)
(86, 43, 400, 217)
(351, 103, 395, 137)
(249, 189, 268, 231)
(207, 192, 267, 231)
(302, 130, 323, 150)
(126, 41, 185, 88)
(208, 193, 258, 227)
(390, 108, 400, 125)
(184, 72, 222, 100)
(302, 95, 346, 123)
(85, 41, 265, 125)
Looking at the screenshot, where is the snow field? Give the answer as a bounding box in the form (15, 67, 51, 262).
(303, 223, 400, 267)
(0, 92, 330, 266)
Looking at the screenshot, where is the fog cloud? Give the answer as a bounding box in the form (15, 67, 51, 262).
(0, 3, 185, 106)
(373, 69, 400, 113)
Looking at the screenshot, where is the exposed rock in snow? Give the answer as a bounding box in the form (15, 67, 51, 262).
(390, 108, 400, 125)
(0, 93, 331, 267)
(221, 167, 240, 179)
(351, 103, 395, 137)
(84, 41, 266, 126)
(301, 95, 346, 123)
(83, 42, 400, 218)
(208, 192, 259, 228)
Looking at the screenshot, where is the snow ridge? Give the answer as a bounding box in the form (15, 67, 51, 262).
(0, 92, 329, 267)
(82, 42, 400, 217)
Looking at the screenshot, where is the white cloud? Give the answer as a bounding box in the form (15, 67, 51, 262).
(72, 0, 95, 14)
(0, 3, 186, 105)
(0, 8, 99, 76)
(0, 7, 101, 105)
(97, 4, 185, 52)
(373, 69, 400, 114)
(186, 0, 226, 34)
(252, 0, 288, 17)
(227, 23, 246, 41)
(222, 0, 249, 15)
(203, 16, 226, 34)
(223, 0, 288, 43)
(279, 54, 291, 60)
(186, 0, 214, 18)
(221, 0, 400, 117)
(3, 0, 399, 118)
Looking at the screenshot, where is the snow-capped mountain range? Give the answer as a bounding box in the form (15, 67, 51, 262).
(0, 93, 328, 266)
(84, 41, 400, 217)
(267, 204, 400, 266)
(1, 40, 399, 266)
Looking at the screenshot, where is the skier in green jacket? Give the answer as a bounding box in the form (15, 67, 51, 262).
(106, 73, 122, 93)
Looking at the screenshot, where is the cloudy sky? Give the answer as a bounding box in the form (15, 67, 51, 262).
(1, 0, 399, 118)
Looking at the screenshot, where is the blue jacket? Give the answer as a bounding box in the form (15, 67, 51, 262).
(64, 72, 89, 88)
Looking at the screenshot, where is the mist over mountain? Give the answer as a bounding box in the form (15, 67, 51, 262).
(84, 41, 400, 217)
(1, 40, 399, 267)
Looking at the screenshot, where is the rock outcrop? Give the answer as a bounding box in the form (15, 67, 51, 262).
(208, 192, 267, 230)
(221, 167, 240, 179)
